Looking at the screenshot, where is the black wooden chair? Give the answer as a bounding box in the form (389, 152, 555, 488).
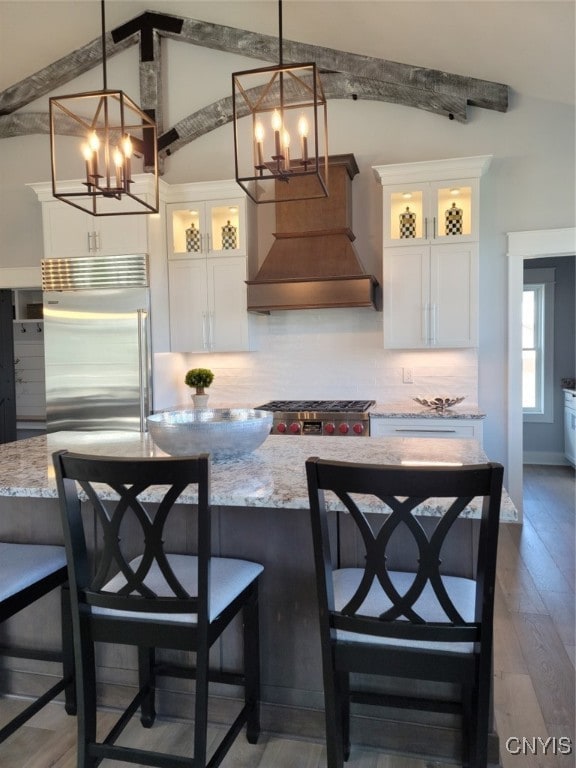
(305, 458, 504, 768)
(53, 450, 263, 768)
(0, 541, 75, 743)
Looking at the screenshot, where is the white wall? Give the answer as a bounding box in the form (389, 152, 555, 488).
(0, 1, 575, 479)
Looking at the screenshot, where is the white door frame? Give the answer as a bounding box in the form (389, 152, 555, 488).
(507, 227, 576, 517)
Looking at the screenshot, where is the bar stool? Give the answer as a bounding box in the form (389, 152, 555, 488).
(0, 541, 75, 743)
(53, 450, 263, 768)
(306, 458, 504, 768)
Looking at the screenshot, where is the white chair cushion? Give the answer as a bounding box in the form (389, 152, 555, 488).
(333, 568, 476, 654)
(93, 554, 263, 623)
(0, 542, 67, 603)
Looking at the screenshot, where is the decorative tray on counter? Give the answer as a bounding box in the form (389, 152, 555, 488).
(413, 396, 466, 412)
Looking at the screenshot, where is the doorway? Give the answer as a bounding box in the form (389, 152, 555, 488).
(507, 227, 576, 516)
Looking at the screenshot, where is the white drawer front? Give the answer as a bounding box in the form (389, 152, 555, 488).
(370, 418, 483, 443)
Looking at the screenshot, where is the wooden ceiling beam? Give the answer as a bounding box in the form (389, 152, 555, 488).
(0, 11, 508, 147)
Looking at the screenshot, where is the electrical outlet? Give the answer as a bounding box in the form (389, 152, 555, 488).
(403, 367, 413, 384)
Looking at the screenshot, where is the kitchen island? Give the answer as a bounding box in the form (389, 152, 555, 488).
(0, 432, 515, 763)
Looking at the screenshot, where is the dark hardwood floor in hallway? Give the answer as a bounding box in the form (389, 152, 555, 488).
(0, 464, 574, 768)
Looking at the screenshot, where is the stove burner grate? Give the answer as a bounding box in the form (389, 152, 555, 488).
(255, 400, 375, 413)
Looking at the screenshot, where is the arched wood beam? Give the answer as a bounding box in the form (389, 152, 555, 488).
(158, 72, 469, 160)
(0, 11, 508, 146)
(0, 68, 468, 149)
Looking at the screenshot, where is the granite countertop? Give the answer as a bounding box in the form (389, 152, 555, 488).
(370, 403, 486, 420)
(0, 431, 516, 521)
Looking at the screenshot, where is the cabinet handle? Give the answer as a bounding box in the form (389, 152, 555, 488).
(424, 218, 428, 239)
(202, 312, 208, 349)
(206, 233, 211, 253)
(433, 216, 437, 239)
(137, 309, 148, 432)
(394, 428, 457, 433)
(209, 311, 214, 349)
(88, 231, 101, 252)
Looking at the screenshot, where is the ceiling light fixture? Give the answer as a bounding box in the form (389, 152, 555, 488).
(49, 0, 158, 216)
(232, 0, 328, 204)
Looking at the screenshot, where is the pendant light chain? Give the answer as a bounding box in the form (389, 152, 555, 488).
(101, 0, 108, 91)
(278, 0, 283, 67)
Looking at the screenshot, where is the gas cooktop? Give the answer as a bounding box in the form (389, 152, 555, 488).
(255, 400, 375, 413)
(255, 400, 376, 437)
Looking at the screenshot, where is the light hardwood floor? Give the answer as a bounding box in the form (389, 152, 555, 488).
(1, 464, 574, 768)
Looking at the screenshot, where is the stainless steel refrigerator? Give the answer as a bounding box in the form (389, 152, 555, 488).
(42, 254, 152, 432)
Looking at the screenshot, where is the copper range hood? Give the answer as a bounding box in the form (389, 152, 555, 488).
(246, 154, 379, 312)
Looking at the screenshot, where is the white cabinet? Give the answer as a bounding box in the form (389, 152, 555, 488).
(564, 390, 576, 466)
(167, 198, 246, 258)
(373, 156, 491, 350)
(29, 180, 154, 258)
(166, 181, 250, 353)
(40, 200, 149, 258)
(168, 256, 248, 352)
(371, 417, 483, 444)
(383, 243, 478, 348)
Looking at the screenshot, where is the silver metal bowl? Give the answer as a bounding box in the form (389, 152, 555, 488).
(147, 408, 273, 459)
(413, 396, 466, 411)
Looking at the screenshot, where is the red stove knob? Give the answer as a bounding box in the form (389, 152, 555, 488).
(276, 422, 287, 433)
(289, 422, 301, 434)
(324, 422, 336, 435)
(352, 422, 364, 435)
(338, 423, 350, 435)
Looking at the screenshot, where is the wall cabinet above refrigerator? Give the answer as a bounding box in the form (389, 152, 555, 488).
(29, 178, 158, 258)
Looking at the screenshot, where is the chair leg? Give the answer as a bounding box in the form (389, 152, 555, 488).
(75, 619, 98, 768)
(322, 651, 345, 768)
(138, 646, 157, 728)
(337, 671, 351, 762)
(244, 587, 261, 744)
(194, 633, 210, 768)
(61, 585, 76, 715)
(469, 674, 491, 768)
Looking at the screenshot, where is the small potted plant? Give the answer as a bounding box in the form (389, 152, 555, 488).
(185, 367, 214, 408)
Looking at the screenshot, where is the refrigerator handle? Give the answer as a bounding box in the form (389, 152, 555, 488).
(137, 310, 148, 432)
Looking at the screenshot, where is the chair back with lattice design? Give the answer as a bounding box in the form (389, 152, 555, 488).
(306, 459, 504, 647)
(53, 450, 211, 620)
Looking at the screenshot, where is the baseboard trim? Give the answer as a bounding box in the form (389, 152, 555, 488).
(523, 451, 569, 465)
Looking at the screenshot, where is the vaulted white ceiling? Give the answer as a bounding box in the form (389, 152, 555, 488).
(0, 0, 573, 108)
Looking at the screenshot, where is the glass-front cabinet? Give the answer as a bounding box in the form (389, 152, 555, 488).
(375, 156, 491, 247)
(168, 199, 245, 258)
(384, 179, 477, 245)
(373, 156, 492, 350)
(165, 181, 250, 353)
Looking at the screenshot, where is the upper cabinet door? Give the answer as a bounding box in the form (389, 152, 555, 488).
(42, 200, 148, 259)
(429, 243, 478, 348)
(167, 198, 246, 259)
(374, 156, 491, 247)
(381, 178, 480, 247)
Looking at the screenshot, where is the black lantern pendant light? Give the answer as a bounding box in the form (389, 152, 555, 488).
(232, 0, 328, 204)
(49, 0, 158, 215)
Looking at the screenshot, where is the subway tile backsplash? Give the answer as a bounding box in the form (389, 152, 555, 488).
(154, 310, 478, 410)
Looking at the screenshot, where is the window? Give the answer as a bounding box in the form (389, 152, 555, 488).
(522, 268, 555, 422)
